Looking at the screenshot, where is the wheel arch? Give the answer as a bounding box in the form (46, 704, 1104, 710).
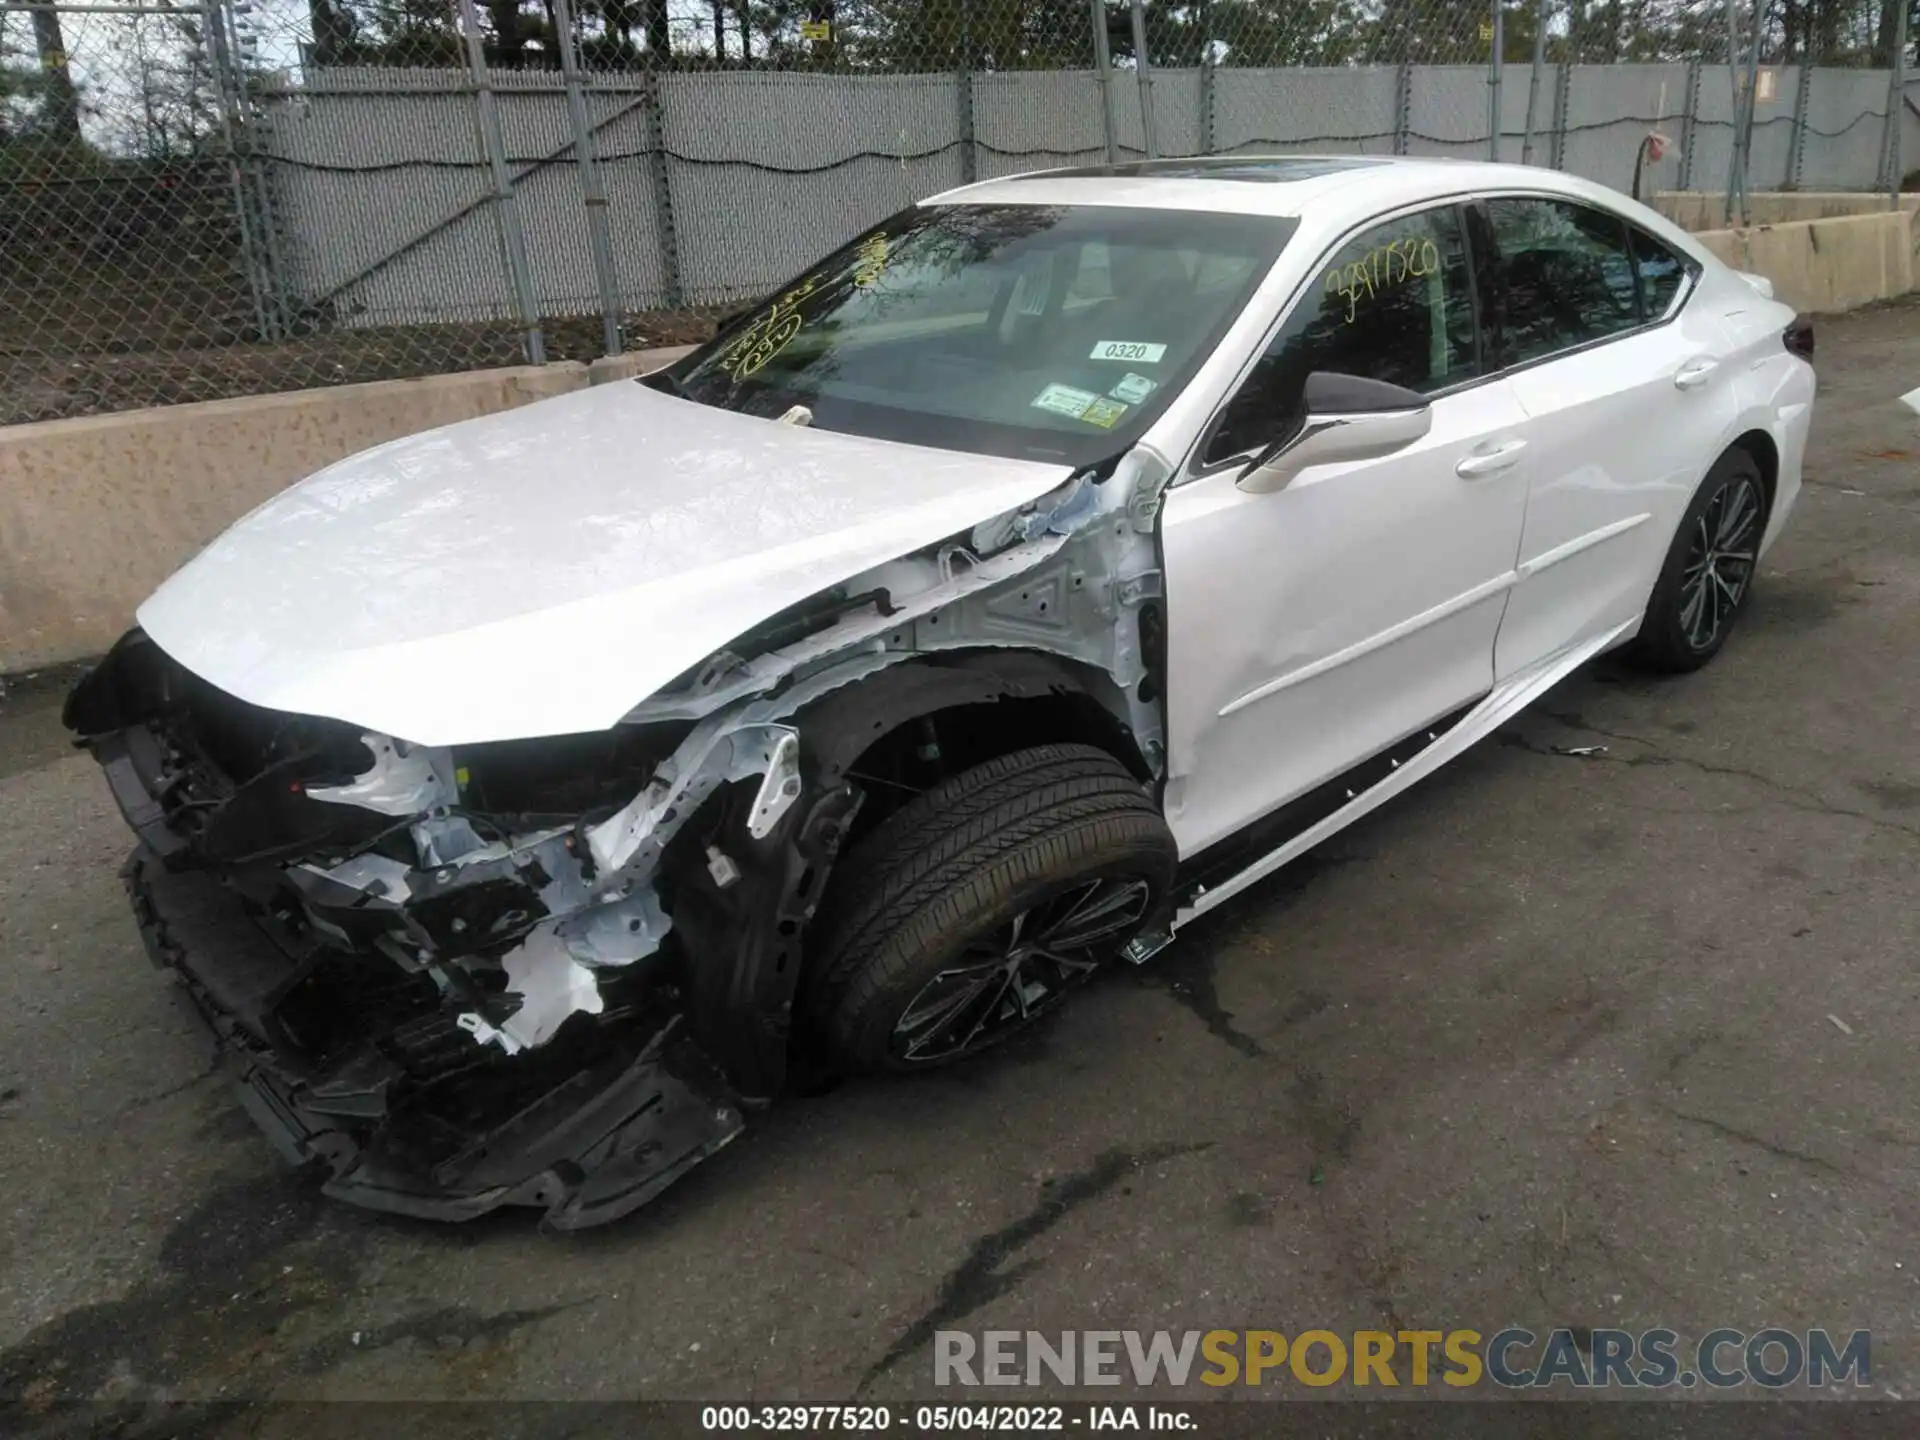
(1726, 428, 1779, 520)
(792, 648, 1155, 793)
(664, 650, 1156, 1101)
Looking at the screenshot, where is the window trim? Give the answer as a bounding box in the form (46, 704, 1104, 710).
(1179, 187, 1702, 485)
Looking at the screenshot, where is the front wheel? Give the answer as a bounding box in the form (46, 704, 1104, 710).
(804, 744, 1177, 1074)
(1626, 449, 1767, 673)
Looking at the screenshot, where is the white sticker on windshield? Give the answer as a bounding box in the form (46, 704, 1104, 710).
(1090, 340, 1167, 363)
(1031, 382, 1101, 418)
(1109, 372, 1157, 404)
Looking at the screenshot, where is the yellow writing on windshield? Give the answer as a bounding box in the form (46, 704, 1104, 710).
(718, 275, 821, 379)
(1325, 236, 1441, 324)
(853, 234, 889, 289)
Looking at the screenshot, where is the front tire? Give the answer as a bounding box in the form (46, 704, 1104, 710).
(1626, 449, 1767, 673)
(804, 744, 1177, 1074)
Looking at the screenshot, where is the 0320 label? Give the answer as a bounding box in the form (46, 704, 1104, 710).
(1090, 340, 1167, 363)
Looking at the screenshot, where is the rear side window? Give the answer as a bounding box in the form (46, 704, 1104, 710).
(1205, 205, 1478, 463)
(1630, 227, 1689, 318)
(1485, 198, 1640, 365)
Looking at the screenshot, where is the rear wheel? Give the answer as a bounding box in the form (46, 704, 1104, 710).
(804, 744, 1176, 1073)
(1626, 449, 1767, 673)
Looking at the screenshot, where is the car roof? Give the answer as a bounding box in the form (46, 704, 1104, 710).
(930, 155, 1608, 219)
(923, 154, 1711, 264)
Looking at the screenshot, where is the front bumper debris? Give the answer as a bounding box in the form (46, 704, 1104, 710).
(127, 850, 744, 1228)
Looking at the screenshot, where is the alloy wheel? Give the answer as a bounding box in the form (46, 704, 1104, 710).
(1678, 474, 1762, 651)
(890, 876, 1152, 1064)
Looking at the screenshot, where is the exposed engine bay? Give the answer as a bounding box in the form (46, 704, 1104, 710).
(65, 462, 1174, 1227)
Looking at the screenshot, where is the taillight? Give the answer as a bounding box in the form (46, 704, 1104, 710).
(1783, 316, 1815, 362)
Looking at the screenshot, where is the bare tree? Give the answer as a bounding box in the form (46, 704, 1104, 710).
(121, 16, 218, 157)
(30, 4, 82, 142)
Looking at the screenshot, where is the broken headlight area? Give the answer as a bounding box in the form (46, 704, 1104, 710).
(69, 631, 766, 1227)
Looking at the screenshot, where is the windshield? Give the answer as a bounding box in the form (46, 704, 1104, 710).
(663, 204, 1296, 466)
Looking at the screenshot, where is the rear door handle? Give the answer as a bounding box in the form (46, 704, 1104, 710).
(1455, 438, 1528, 479)
(1674, 358, 1719, 390)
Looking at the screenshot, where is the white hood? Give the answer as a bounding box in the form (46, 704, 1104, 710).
(138, 382, 1072, 746)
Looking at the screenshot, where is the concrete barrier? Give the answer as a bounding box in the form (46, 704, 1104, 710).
(587, 345, 696, 384)
(1691, 207, 1916, 314)
(1, 348, 685, 672)
(1657, 191, 1920, 233)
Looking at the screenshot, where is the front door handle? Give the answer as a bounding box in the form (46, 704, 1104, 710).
(1674, 358, 1719, 390)
(1455, 438, 1528, 479)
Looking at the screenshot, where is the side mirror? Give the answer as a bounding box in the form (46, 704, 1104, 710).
(1237, 372, 1433, 495)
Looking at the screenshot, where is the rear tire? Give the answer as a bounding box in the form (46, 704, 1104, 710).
(804, 744, 1176, 1074)
(1625, 448, 1767, 673)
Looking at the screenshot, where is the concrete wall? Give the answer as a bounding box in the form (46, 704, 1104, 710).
(1657, 190, 1920, 233)
(0, 351, 682, 673)
(1691, 207, 1917, 314)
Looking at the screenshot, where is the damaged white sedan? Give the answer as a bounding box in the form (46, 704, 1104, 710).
(67, 156, 1813, 1227)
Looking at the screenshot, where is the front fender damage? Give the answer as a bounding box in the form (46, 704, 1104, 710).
(71, 453, 1175, 1225)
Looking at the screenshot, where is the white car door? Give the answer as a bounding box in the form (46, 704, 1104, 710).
(1479, 196, 1742, 680)
(1160, 203, 1532, 860)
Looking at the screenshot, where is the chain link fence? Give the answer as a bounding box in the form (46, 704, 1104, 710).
(3, 0, 1914, 425)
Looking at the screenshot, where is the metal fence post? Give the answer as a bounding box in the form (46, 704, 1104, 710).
(197, 0, 275, 345)
(1488, 0, 1505, 161)
(958, 68, 978, 183)
(1678, 59, 1702, 189)
(1393, 61, 1413, 155)
(456, 0, 545, 364)
(957, 4, 977, 183)
(1723, 0, 1758, 227)
(1784, 58, 1813, 189)
(1197, 0, 1215, 154)
(214, 0, 296, 342)
(1880, 2, 1910, 205)
(1129, 0, 1159, 159)
(1740, 0, 1762, 219)
(1199, 56, 1217, 154)
(1520, 0, 1549, 165)
(550, 0, 622, 356)
(1549, 62, 1571, 170)
(642, 67, 684, 309)
(1723, 0, 1739, 223)
(1090, 0, 1118, 164)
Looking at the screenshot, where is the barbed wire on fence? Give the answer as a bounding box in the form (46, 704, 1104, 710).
(1, 0, 1913, 425)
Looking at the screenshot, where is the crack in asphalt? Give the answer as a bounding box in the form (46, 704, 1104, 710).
(1668, 1108, 1847, 1177)
(856, 1143, 1211, 1391)
(113, 1056, 221, 1118)
(1502, 715, 1920, 842)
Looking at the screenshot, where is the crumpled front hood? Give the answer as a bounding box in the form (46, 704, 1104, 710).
(138, 382, 1072, 746)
